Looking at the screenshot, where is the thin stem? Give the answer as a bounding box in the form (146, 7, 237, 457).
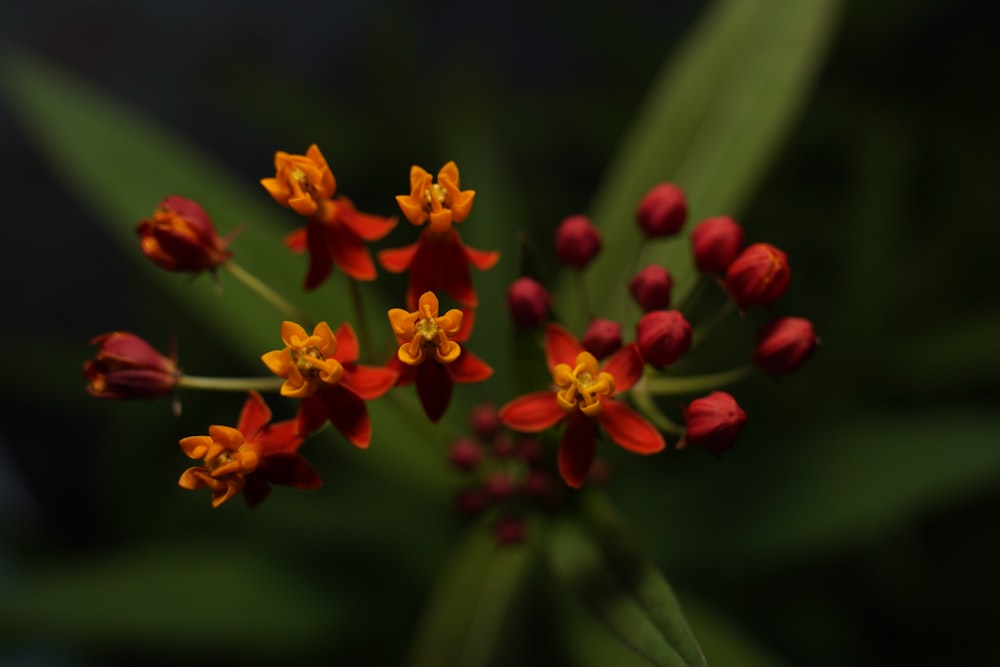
(641, 364, 755, 396)
(629, 381, 685, 435)
(177, 375, 285, 392)
(348, 276, 374, 363)
(222, 260, 313, 326)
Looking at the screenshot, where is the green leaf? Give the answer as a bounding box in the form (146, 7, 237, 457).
(403, 525, 535, 667)
(547, 493, 706, 667)
(555, 0, 842, 331)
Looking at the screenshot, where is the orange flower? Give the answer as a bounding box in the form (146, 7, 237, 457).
(262, 144, 396, 288)
(387, 291, 492, 422)
(137, 196, 232, 273)
(499, 324, 665, 488)
(261, 321, 397, 448)
(178, 391, 321, 508)
(379, 162, 498, 309)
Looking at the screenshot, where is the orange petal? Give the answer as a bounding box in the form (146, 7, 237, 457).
(335, 196, 397, 241)
(598, 399, 666, 454)
(378, 243, 420, 273)
(499, 392, 565, 432)
(343, 363, 398, 400)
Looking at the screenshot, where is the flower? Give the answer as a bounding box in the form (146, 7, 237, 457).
(178, 391, 321, 508)
(499, 324, 665, 488)
(636, 182, 687, 238)
(636, 310, 692, 368)
(754, 316, 818, 375)
(581, 318, 623, 359)
(260, 144, 336, 217)
(379, 162, 498, 309)
(725, 242, 791, 309)
(262, 321, 396, 448)
(506, 277, 551, 329)
(263, 145, 396, 288)
(136, 196, 232, 273)
(629, 265, 673, 311)
(691, 215, 744, 274)
(387, 291, 493, 422)
(555, 215, 602, 268)
(679, 391, 746, 454)
(84, 332, 178, 400)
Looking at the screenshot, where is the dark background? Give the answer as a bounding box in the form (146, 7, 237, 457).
(2, 0, 999, 665)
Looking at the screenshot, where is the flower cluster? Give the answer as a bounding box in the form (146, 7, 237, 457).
(83, 150, 817, 514)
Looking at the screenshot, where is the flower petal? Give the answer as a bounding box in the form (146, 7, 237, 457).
(343, 363, 399, 400)
(284, 227, 307, 254)
(303, 219, 334, 290)
(325, 218, 377, 281)
(416, 360, 454, 423)
(335, 196, 397, 241)
(602, 343, 645, 393)
(545, 323, 584, 373)
(499, 392, 565, 432)
(318, 384, 372, 448)
(448, 350, 493, 384)
(333, 323, 359, 363)
(259, 452, 323, 490)
(378, 242, 420, 273)
(236, 390, 272, 438)
(253, 419, 305, 455)
(463, 244, 500, 271)
(559, 412, 597, 488)
(598, 399, 666, 454)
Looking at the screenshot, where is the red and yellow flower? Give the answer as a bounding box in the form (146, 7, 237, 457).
(500, 324, 665, 488)
(261, 321, 397, 448)
(178, 391, 321, 508)
(379, 162, 499, 309)
(84, 331, 179, 400)
(387, 291, 493, 422)
(137, 196, 232, 273)
(261, 144, 396, 289)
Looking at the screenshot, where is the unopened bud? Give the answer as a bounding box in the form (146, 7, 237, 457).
(555, 215, 602, 268)
(637, 183, 687, 238)
(754, 317, 818, 375)
(506, 277, 551, 329)
(636, 310, 692, 368)
(582, 318, 623, 359)
(691, 216, 744, 274)
(682, 391, 746, 454)
(725, 242, 791, 309)
(629, 265, 673, 311)
(448, 436, 483, 471)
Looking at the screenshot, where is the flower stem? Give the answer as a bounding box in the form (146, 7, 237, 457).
(691, 297, 736, 347)
(629, 381, 685, 435)
(348, 277, 374, 363)
(640, 364, 755, 396)
(177, 375, 285, 392)
(221, 260, 313, 326)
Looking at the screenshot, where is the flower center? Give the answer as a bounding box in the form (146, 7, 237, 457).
(554, 352, 615, 417)
(291, 345, 326, 377)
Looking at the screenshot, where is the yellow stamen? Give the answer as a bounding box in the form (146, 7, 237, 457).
(553, 352, 615, 416)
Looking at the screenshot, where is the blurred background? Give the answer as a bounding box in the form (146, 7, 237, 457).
(2, 0, 999, 665)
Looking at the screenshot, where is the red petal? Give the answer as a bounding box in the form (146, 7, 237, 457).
(334, 322, 359, 364)
(378, 243, 419, 273)
(387, 356, 417, 387)
(416, 361, 453, 423)
(284, 227, 307, 254)
(598, 399, 666, 454)
(344, 363, 399, 400)
(296, 394, 329, 437)
(499, 392, 565, 432)
(327, 219, 377, 281)
(303, 220, 334, 290)
(454, 308, 475, 343)
(406, 236, 441, 310)
(237, 390, 272, 438)
(335, 196, 397, 241)
(448, 350, 493, 384)
(602, 343, 644, 392)
(545, 323, 584, 372)
(441, 229, 477, 308)
(243, 475, 272, 508)
(259, 452, 323, 490)
(463, 243, 500, 271)
(253, 419, 305, 455)
(319, 384, 372, 448)
(559, 412, 597, 488)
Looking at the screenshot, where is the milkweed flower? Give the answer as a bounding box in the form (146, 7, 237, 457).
(691, 215, 744, 274)
(679, 391, 746, 454)
(84, 332, 179, 400)
(725, 242, 791, 309)
(499, 324, 665, 488)
(261, 321, 396, 448)
(262, 144, 396, 288)
(178, 391, 321, 508)
(379, 162, 499, 309)
(636, 182, 687, 238)
(387, 291, 493, 422)
(137, 196, 232, 273)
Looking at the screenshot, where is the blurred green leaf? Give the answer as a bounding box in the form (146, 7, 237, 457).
(547, 493, 706, 667)
(404, 525, 535, 667)
(556, 0, 842, 331)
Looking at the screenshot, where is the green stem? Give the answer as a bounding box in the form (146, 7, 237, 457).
(348, 276, 374, 363)
(221, 260, 313, 326)
(629, 381, 685, 435)
(640, 364, 755, 396)
(691, 297, 736, 347)
(177, 375, 285, 392)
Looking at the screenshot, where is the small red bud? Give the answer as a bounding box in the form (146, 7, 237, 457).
(636, 310, 692, 368)
(754, 317, 818, 375)
(637, 183, 687, 238)
(691, 216, 745, 274)
(581, 318, 623, 359)
(518, 437, 543, 465)
(137, 196, 232, 273)
(682, 391, 746, 454)
(506, 277, 551, 329)
(494, 516, 526, 545)
(448, 437, 483, 471)
(470, 403, 501, 440)
(484, 472, 517, 501)
(492, 432, 518, 459)
(628, 265, 673, 311)
(555, 215, 602, 268)
(83, 332, 179, 400)
(725, 243, 791, 309)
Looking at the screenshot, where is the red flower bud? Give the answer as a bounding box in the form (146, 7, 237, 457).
(494, 516, 526, 545)
(506, 277, 551, 329)
(484, 472, 517, 501)
(555, 215, 602, 268)
(455, 487, 488, 517)
(628, 265, 673, 311)
(448, 436, 483, 471)
(637, 183, 687, 238)
(636, 310, 691, 368)
(682, 391, 746, 454)
(137, 196, 232, 272)
(691, 216, 744, 274)
(582, 318, 623, 359)
(725, 242, 791, 309)
(470, 403, 501, 440)
(84, 332, 179, 399)
(754, 317, 818, 375)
